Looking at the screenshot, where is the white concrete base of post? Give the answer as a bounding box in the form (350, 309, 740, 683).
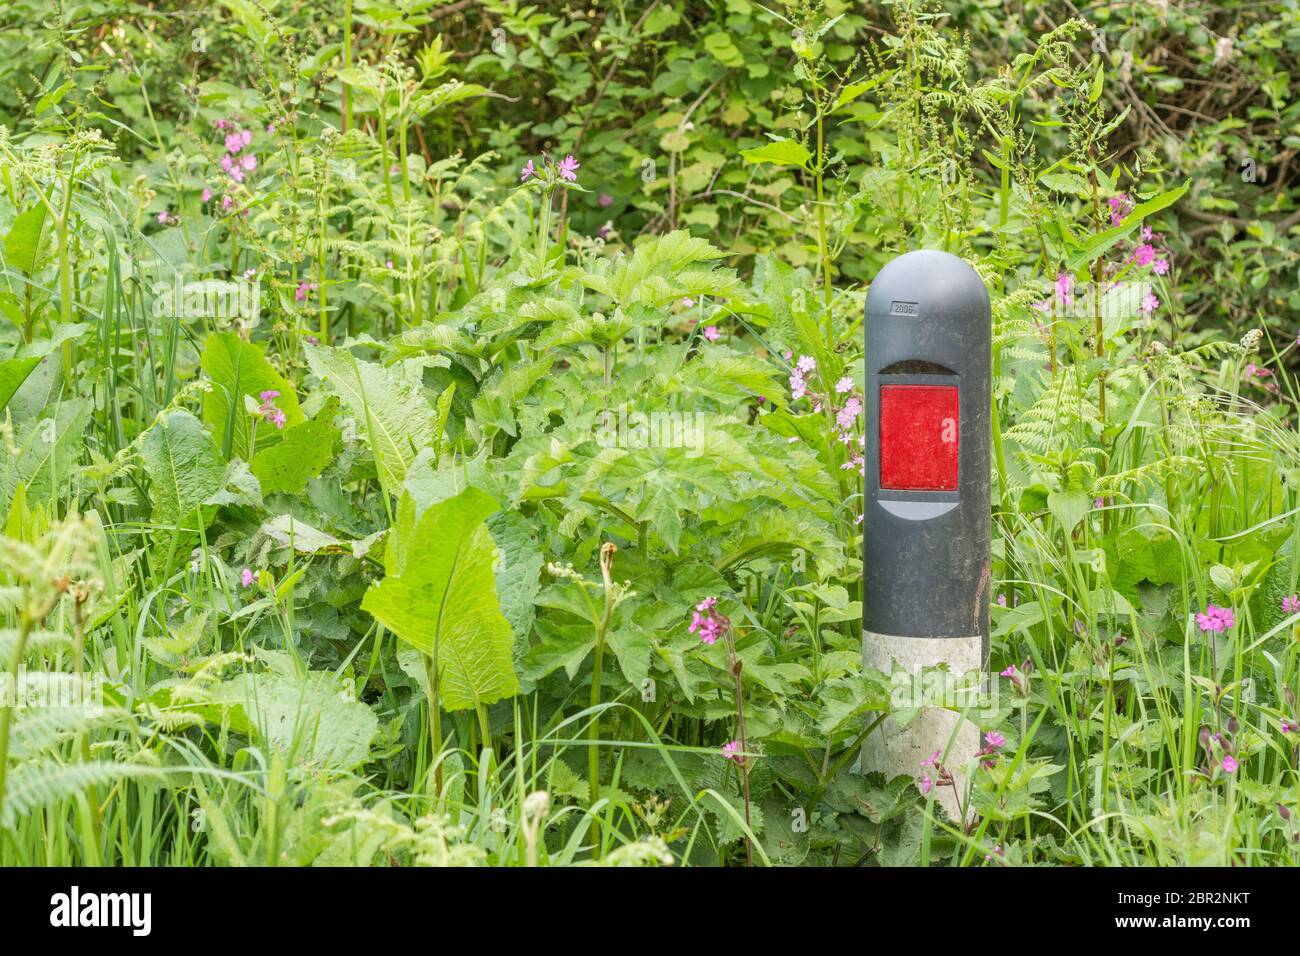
(861, 631, 984, 825)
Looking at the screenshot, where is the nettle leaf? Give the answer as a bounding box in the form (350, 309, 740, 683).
(306, 344, 436, 498)
(0, 357, 40, 412)
(361, 487, 520, 712)
(3, 203, 48, 276)
(202, 332, 303, 461)
(140, 408, 225, 522)
(251, 396, 340, 496)
(741, 137, 811, 170)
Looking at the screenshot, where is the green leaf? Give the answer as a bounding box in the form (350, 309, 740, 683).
(606, 622, 652, 689)
(306, 344, 435, 498)
(209, 671, 377, 770)
(0, 398, 90, 510)
(140, 410, 225, 531)
(3, 203, 48, 275)
(1089, 62, 1104, 103)
(250, 397, 340, 496)
(741, 138, 811, 170)
(361, 487, 520, 712)
(0, 357, 40, 412)
(1047, 490, 1091, 535)
(523, 620, 594, 682)
(486, 510, 543, 647)
(1064, 180, 1190, 271)
(201, 332, 302, 461)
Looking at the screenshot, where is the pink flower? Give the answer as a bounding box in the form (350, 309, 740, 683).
(836, 396, 862, 431)
(789, 371, 807, 401)
(1284, 595, 1300, 615)
(598, 193, 613, 207)
(1221, 755, 1238, 774)
(688, 596, 729, 645)
(294, 280, 317, 303)
(241, 153, 257, 172)
(558, 154, 580, 182)
(681, 297, 695, 307)
(835, 376, 854, 394)
(1140, 292, 1159, 315)
(920, 749, 941, 769)
(919, 774, 933, 795)
(256, 390, 288, 430)
(996, 594, 1007, 607)
(1282, 720, 1293, 734)
(225, 131, 245, 154)
(240, 567, 255, 587)
(985, 731, 1006, 749)
(1152, 258, 1169, 276)
(201, 187, 213, 202)
(702, 325, 720, 341)
(519, 159, 535, 182)
(1055, 271, 1073, 308)
(722, 740, 743, 761)
(1132, 243, 1156, 267)
(1108, 193, 1132, 225)
(220, 196, 234, 211)
(795, 355, 816, 374)
(1196, 604, 1236, 633)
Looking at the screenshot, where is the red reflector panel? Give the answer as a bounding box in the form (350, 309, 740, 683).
(879, 385, 959, 491)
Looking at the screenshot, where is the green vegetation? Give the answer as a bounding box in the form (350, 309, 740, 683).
(0, 0, 1298, 866)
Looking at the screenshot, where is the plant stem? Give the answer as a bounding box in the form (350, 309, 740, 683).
(342, 0, 353, 132)
(0, 615, 33, 822)
(422, 651, 442, 795)
(727, 630, 753, 867)
(589, 543, 618, 804)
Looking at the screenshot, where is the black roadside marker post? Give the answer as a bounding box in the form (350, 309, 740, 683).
(862, 249, 991, 822)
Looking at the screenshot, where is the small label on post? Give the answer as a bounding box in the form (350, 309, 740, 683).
(879, 384, 959, 491)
